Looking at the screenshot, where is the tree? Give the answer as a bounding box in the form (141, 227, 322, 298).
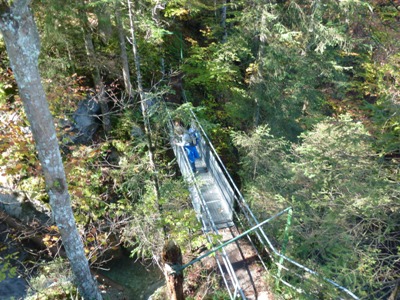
(115, 0, 133, 97)
(289, 115, 400, 298)
(79, 0, 111, 135)
(127, 0, 161, 206)
(0, 1, 102, 299)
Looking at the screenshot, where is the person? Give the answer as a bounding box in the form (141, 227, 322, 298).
(188, 124, 200, 147)
(173, 120, 184, 139)
(181, 128, 200, 173)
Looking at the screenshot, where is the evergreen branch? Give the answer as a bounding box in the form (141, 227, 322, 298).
(389, 0, 400, 12)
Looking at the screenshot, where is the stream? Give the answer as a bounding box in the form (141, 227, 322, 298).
(99, 256, 165, 299)
(0, 222, 28, 300)
(0, 251, 164, 300)
(0, 220, 164, 300)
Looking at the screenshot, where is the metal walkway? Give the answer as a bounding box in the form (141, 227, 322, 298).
(169, 123, 249, 299)
(166, 106, 359, 300)
(191, 157, 234, 229)
(169, 125, 235, 231)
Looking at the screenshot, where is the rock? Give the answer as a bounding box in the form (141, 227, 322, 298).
(131, 125, 144, 138)
(72, 97, 101, 144)
(0, 190, 51, 225)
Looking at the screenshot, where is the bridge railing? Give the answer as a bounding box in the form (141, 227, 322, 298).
(196, 129, 235, 226)
(166, 114, 246, 299)
(185, 104, 359, 300)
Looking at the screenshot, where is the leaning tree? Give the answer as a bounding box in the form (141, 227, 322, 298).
(0, 1, 102, 299)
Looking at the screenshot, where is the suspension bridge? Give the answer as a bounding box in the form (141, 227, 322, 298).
(166, 105, 359, 300)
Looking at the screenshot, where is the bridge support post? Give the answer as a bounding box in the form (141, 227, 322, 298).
(162, 240, 185, 300)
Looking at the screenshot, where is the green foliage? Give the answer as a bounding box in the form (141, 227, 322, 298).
(232, 125, 295, 270)
(44, 75, 87, 118)
(160, 179, 206, 250)
(0, 101, 48, 201)
(237, 0, 370, 138)
(181, 34, 251, 124)
(26, 258, 80, 300)
(2, 0, 399, 297)
(365, 53, 400, 154)
(121, 176, 206, 259)
(34, 1, 84, 79)
(233, 115, 399, 297)
(0, 246, 17, 282)
(232, 125, 292, 218)
(164, 0, 213, 19)
(108, 139, 151, 204)
(289, 115, 399, 297)
(170, 102, 206, 127)
(182, 40, 242, 93)
(0, 82, 6, 105)
(65, 145, 107, 223)
(121, 188, 164, 259)
(111, 110, 138, 140)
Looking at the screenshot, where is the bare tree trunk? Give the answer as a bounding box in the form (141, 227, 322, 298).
(115, 0, 133, 97)
(252, 7, 267, 128)
(221, 0, 228, 43)
(0, 2, 102, 299)
(162, 241, 184, 300)
(81, 5, 111, 135)
(127, 0, 161, 204)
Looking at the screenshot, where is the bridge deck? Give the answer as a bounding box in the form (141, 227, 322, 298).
(191, 153, 234, 230)
(173, 137, 270, 298)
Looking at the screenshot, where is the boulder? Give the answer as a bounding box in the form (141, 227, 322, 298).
(0, 190, 51, 225)
(131, 125, 144, 138)
(72, 97, 101, 144)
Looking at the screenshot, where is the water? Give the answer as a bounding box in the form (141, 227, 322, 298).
(99, 257, 165, 299)
(0, 224, 28, 300)
(0, 225, 164, 300)
(0, 270, 27, 300)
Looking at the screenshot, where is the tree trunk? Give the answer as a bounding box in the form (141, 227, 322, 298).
(253, 7, 267, 128)
(162, 240, 184, 300)
(81, 6, 111, 135)
(127, 0, 161, 205)
(221, 0, 228, 43)
(0, 2, 102, 299)
(115, 0, 133, 97)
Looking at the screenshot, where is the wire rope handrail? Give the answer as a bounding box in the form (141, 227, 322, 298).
(180, 91, 359, 300)
(164, 106, 246, 299)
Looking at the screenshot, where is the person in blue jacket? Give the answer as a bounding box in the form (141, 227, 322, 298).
(181, 128, 200, 173)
